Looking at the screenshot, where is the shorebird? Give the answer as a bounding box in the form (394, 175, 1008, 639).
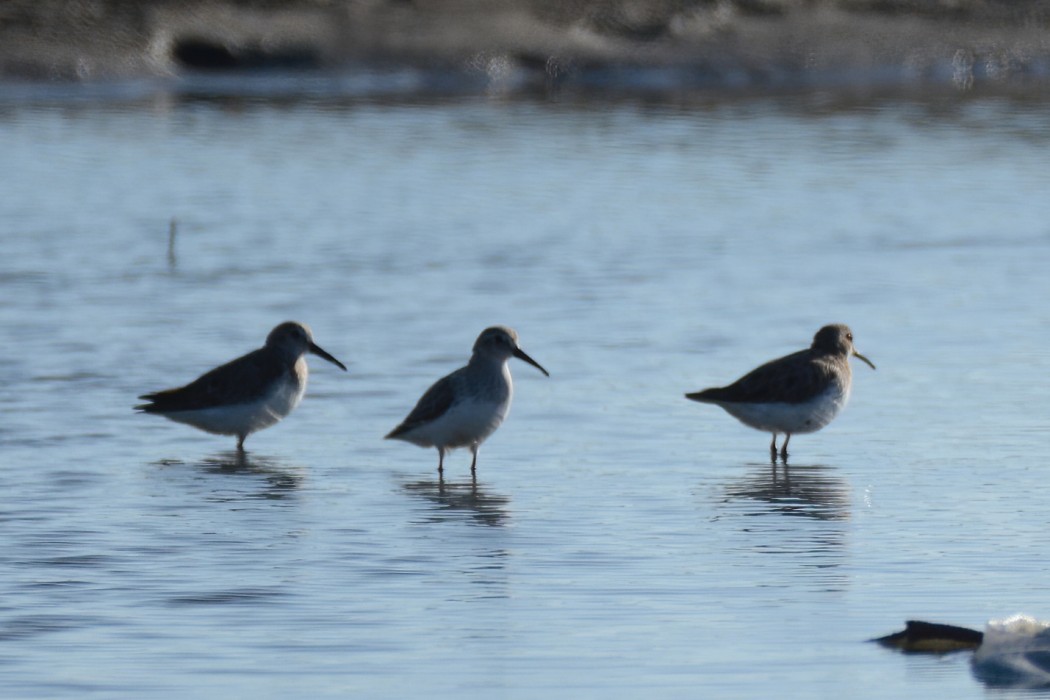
(685, 324, 875, 461)
(136, 321, 347, 451)
(386, 326, 549, 477)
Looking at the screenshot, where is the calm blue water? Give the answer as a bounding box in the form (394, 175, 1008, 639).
(2, 81, 1050, 698)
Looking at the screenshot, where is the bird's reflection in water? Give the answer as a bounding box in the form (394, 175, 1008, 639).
(723, 462, 850, 522)
(156, 450, 304, 501)
(401, 477, 510, 527)
(718, 462, 852, 590)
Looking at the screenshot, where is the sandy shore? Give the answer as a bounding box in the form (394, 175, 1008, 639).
(2, 0, 1050, 92)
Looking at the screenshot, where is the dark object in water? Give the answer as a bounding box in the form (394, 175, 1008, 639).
(873, 620, 984, 653)
(173, 38, 238, 70)
(172, 37, 321, 71)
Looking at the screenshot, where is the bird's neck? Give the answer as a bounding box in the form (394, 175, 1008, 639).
(468, 352, 506, 369)
(466, 353, 513, 389)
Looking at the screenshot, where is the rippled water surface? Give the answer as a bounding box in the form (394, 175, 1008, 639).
(3, 83, 1050, 698)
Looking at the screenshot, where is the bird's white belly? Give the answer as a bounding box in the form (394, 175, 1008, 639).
(164, 377, 305, 437)
(408, 398, 510, 449)
(720, 385, 850, 435)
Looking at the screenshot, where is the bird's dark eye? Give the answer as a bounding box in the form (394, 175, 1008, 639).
(846, 333, 853, 341)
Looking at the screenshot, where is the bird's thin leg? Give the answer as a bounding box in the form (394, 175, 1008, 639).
(237, 434, 246, 452)
(780, 434, 791, 462)
(437, 447, 445, 478)
(769, 434, 778, 463)
(470, 445, 479, 478)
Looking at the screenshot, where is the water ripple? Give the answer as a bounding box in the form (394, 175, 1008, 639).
(165, 587, 290, 608)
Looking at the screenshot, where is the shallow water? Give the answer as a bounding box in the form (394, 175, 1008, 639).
(2, 81, 1050, 698)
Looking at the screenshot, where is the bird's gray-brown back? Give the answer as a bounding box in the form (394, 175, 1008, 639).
(689, 349, 848, 405)
(136, 348, 293, 413)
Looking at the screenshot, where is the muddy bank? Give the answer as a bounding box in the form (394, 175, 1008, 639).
(2, 0, 1050, 92)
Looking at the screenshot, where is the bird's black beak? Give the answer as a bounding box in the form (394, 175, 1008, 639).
(513, 347, 549, 377)
(310, 342, 348, 371)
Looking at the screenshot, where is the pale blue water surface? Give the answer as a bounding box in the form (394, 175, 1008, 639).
(2, 80, 1050, 698)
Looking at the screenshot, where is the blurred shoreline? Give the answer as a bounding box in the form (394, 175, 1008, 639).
(2, 0, 1050, 95)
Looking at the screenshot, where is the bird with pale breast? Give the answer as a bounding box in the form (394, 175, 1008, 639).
(685, 324, 875, 461)
(136, 321, 347, 451)
(386, 326, 549, 477)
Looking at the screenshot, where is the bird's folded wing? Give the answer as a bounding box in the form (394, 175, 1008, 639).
(386, 372, 458, 438)
(137, 349, 286, 411)
(691, 351, 835, 405)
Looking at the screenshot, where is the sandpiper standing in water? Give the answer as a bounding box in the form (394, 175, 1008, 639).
(136, 321, 347, 451)
(386, 326, 549, 478)
(686, 324, 875, 462)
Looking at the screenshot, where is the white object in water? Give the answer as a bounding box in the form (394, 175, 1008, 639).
(973, 615, 1050, 687)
